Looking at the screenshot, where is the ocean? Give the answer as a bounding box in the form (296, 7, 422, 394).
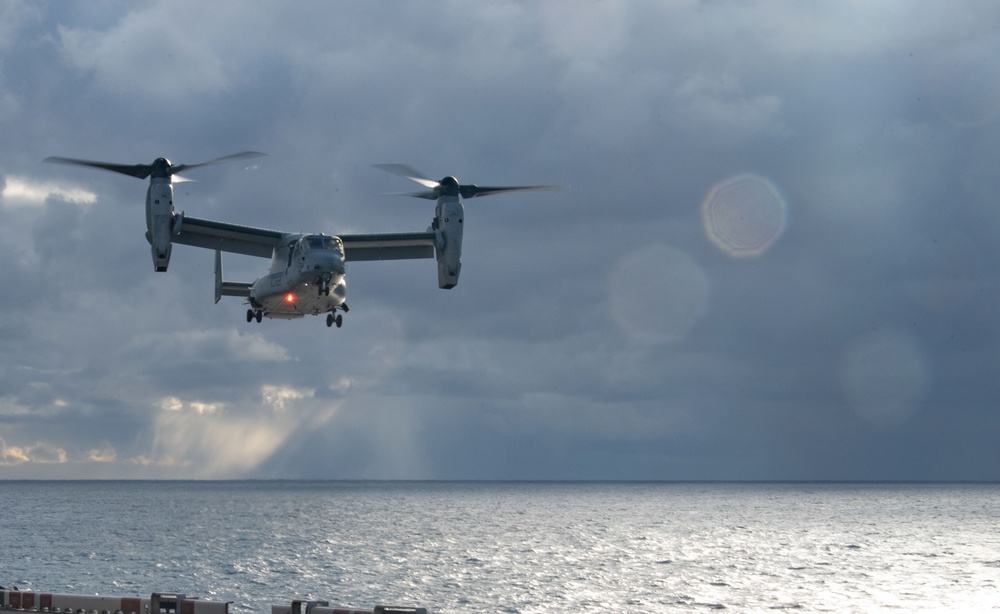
(1, 481, 997, 613)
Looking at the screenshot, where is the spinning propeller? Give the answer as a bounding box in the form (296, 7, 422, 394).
(44, 150, 266, 272)
(375, 164, 561, 200)
(43, 151, 267, 181)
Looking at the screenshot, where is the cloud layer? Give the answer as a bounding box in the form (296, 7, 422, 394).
(1, 1, 999, 480)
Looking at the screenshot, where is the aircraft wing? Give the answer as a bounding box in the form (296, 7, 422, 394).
(171, 215, 436, 261)
(171, 214, 285, 258)
(340, 232, 436, 261)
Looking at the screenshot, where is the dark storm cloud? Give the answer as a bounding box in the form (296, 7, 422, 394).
(1, 0, 999, 479)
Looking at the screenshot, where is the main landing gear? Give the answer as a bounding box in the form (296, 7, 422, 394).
(244, 304, 348, 328)
(326, 303, 349, 329)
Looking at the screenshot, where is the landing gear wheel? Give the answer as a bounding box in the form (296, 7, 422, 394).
(255, 310, 263, 323)
(336, 314, 343, 328)
(326, 314, 334, 328)
(247, 309, 254, 323)
(326, 313, 344, 328)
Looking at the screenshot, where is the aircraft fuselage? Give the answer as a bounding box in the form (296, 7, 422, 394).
(248, 234, 347, 320)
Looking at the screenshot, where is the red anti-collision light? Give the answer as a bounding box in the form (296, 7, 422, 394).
(285, 293, 295, 303)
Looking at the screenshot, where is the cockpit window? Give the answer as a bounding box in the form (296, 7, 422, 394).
(302, 235, 343, 253)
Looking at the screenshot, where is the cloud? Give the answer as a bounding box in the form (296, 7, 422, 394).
(121, 329, 292, 364)
(0, 438, 31, 465)
(86, 446, 117, 463)
(0, 1, 40, 52)
(158, 396, 226, 415)
(0, 438, 67, 465)
(0, 396, 31, 417)
(262, 385, 315, 412)
(1, 1, 999, 480)
(672, 73, 788, 146)
(55, 9, 234, 104)
(1, 177, 97, 207)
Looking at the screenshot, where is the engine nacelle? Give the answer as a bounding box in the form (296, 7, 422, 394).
(146, 181, 175, 272)
(434, 199, 464, 289)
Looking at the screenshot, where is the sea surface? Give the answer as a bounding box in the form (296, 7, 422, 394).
(1, 481, 998, 613)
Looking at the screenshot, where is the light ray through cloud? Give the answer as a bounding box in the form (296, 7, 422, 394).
(0, 1, 997, 480)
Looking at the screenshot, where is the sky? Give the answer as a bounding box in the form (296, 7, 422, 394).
(1, 1, 999, 480)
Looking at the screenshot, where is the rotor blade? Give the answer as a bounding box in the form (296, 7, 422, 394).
(460, 184, 565, 199)
(43, 156, 152, 179)
(171, 151, 267, 175)
(381, 190, 440, 200)
(404, 190, 440, 200)
(374, 164, 440, 189)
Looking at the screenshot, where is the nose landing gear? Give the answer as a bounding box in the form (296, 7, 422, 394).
(246, 308, 263, 323)
(326, 313, 343, 328)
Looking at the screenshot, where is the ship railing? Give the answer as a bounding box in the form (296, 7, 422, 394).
(271, 600, 427, 614)
(0, 591, 228, 614)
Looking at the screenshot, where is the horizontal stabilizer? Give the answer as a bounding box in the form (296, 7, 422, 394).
(220, 281, 252, 298)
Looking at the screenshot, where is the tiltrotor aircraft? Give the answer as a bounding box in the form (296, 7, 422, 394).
(44, 154, 557, 328)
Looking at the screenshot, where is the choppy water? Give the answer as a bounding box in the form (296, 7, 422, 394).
(1, 481, 998, 612)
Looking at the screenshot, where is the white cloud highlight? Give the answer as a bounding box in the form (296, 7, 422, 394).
(2, 177, 97, 207)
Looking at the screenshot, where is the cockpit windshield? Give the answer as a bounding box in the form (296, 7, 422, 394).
(301, 234, 343, 254)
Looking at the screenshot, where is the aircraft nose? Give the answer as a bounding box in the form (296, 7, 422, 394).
(313, 251, 345, 275)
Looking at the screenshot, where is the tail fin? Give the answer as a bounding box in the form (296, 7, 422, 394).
(215, 250, 251, 303)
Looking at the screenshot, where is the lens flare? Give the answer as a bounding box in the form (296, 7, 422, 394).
(840, 329, 929, 427)
(702, 174, 787, 258)
(609, 244, 710, 344)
